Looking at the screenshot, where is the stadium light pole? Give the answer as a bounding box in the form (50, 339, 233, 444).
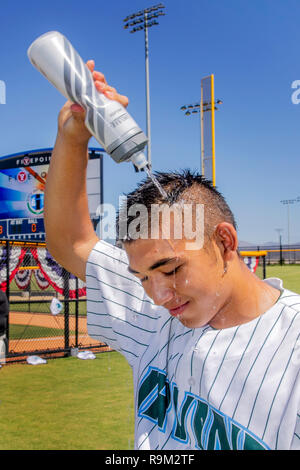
(123, 3, 166, 170)
(180, 99, 223, 179)
(275, 228, 283, 265)
(280, 198, 300, 263)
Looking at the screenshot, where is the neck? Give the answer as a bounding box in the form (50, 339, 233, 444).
(209, 261, 281, 329)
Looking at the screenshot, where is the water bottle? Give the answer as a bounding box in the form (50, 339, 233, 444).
(27, 31, 148, 170)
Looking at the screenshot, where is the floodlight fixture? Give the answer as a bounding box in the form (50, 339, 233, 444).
(123, 4, 166, 170)
(280, 197, 300, 249)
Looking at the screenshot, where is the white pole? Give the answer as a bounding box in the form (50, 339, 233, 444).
(200, 81, 204, 175)
(288, 203, 291, 263)
(144, 12, 152, 170)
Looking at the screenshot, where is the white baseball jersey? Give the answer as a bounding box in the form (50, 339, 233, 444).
(86, 240, 300, 450)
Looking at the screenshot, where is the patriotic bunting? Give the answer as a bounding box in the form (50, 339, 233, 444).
(33, 268, 50, 290)
(0, 245, 85, 297)
(30, 248, 86, 298)
(0, 246, 27, 291)
(14, 269, 32, 290)
(243, 256, 259, 273)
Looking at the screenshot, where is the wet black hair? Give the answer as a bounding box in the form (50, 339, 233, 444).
(116, 169, 237, 244)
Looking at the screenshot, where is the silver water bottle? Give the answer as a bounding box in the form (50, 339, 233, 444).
(27, 31, 148, 170)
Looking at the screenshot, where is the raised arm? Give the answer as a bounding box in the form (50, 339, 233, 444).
(44, 60, 129, 281)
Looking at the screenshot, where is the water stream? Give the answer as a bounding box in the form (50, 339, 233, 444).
(145, 166, 169, 200)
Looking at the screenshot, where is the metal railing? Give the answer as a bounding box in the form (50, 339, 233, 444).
(239, 244, 300, 265)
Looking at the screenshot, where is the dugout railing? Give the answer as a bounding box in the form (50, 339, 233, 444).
(239, 244, 300, 265)
(0, 240, 110, 364)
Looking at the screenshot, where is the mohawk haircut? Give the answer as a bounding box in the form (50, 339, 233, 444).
(116, 169, 237, 244)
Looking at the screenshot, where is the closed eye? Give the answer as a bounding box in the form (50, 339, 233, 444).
(164, 265, 182, 276)
(140, 264, 183, 283)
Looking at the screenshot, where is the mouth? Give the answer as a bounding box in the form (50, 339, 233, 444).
(168, 301, 189, 317)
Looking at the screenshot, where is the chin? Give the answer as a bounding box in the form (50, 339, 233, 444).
(178, 314, 209, 329)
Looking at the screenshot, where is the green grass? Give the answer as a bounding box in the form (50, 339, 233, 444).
(256, 263, 300, 293)
(0, 352, 134, 450)
(9, 277, 87, 315)
(9, 324, 68, 339)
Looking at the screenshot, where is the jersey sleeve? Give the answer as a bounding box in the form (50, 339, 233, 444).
(85, 240, 160, 366)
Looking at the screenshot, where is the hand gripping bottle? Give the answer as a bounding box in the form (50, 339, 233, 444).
(27, 31, 148, 170)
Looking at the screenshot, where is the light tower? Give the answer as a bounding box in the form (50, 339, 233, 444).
(180, 75, 222, 186)
(123, 4, 166, 170)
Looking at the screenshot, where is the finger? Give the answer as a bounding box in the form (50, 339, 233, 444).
(104, 89, 129, 108)
(70, 103, 86, 122)
(117, 94, 129, 108)
(70, 103, 85, 113)
(58, 100, 73, 122)
(95, 82, 116, 94)
(92, 70, 107, 84)
(60, 99, 73, 113)
(86, 60, 95, 73)
(100, 84, 129, 107)
(95, 81, 129, 107)
(95, 81, 116, 99)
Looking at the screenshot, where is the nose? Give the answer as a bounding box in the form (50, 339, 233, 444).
(147, 277, 175, 306)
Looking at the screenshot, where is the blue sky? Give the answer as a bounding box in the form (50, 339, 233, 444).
(1, 0, 300, 245)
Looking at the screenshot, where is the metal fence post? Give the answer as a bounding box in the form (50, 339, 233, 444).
(5, 240, 10, 302)
(263, 255, 266, 279)
(63, 268, 70, 355)
(5, 240, 10, 350)
(75, 276, 79, 349)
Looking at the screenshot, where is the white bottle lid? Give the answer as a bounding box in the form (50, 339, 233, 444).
(131, 151, 148, 170)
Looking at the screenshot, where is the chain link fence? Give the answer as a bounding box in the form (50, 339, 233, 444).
(0, 240, 109, 363)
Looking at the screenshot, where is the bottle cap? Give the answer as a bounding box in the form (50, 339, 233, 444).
(131, 151, 148, 170)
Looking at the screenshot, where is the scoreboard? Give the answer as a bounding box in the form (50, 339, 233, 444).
(0, 147, 103, 241)
(0, 218, 45, 239)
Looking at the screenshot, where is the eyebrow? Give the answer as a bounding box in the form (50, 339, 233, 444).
(127, 257, 179, 275)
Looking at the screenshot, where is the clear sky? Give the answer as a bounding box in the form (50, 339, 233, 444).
(1, 0, 300, 245)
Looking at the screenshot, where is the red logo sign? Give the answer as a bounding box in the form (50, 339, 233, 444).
(17, 170, 28, 183)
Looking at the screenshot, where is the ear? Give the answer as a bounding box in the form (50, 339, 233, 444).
(214, 222, 238, 262)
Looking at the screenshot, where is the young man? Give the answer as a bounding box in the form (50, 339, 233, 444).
(45, 61, 300, 450)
